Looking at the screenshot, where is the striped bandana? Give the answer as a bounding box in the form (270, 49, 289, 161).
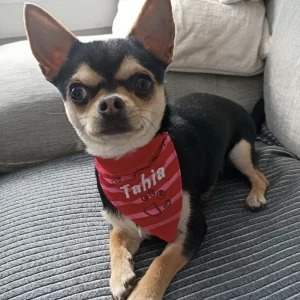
(95, 132, 182, 243)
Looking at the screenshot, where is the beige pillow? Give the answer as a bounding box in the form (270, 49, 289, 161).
(113, 0, 270, 76)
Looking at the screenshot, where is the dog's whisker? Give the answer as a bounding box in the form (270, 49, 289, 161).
(136, 102, 157, 108)
(67, 135, 83, 152)
(46, 112, 65, 115)
(126, 134, 132, 150)
(138, 109, 158, 114)
(79, 116, 89, 120)
(139, 115, 157, 131)
(77, 122, 88, 138)
(104, 144, 116, 153)
(65, 121, 88, 152)
(136, 115, 147, 128)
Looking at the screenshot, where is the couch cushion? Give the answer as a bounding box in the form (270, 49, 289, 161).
(264, 0, 300, 159)
(165, 72, 263, 113)
(1, 127, 300, 300)
(0, 41, 80, 173)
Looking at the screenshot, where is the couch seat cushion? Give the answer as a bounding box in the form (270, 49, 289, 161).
(1, 127, 300, 299)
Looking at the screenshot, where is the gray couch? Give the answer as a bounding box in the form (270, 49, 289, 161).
(1, 1, 300, 299)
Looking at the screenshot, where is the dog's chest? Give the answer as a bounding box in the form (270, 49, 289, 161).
(95, 132, 188, 243)
(102, 191, 191, 242)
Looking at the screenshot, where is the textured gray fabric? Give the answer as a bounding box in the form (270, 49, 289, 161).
(265, 0, 284, 33)
(264, 0, 300, 159)
(1, 127, 300, 300)
(0, 41, 81, 173)
(165, 72, 263, 113)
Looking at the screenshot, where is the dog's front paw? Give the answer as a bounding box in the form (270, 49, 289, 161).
(110, 258, 137, 300)
(246, 194, 267, 211)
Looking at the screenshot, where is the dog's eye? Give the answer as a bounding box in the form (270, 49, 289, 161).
(134, 75, 153, 95)
(70, 84, 89, 104)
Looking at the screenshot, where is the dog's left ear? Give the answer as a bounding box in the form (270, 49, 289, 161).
(130, 0, 175, 66)
(24, 3, 78, 81)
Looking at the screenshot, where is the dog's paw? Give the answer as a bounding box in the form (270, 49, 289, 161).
(110, 259, 137, 300)
(246, 194, 267, 211)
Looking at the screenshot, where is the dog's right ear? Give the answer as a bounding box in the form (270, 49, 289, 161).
(24, 3, 78, 81)
(130, 0, 175, 66)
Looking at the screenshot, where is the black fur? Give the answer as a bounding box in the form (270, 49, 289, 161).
(53, 37, 258, 258)
(96, 93, 257, 256)
(251, 98, 265, 133)
(52, 38, 165, 97)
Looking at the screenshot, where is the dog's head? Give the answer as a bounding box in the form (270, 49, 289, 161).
(24, 0, 175, 159)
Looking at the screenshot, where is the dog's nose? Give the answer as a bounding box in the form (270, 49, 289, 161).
(98, 96, 125, 117)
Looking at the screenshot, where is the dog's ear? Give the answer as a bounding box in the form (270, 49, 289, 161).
(130, 0, 175, 66)
(24, 3, 77, 81)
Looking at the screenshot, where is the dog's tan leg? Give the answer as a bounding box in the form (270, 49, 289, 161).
(110, 229, 142, 300)
(229, 139, 269, 210)
(127, 231, 189, 300)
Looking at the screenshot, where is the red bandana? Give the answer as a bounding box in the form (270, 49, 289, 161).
(95, 132, 182, 243)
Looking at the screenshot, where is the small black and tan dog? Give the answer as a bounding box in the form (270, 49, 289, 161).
(24, 1, 269, 299)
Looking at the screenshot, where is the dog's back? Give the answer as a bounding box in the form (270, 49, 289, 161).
(163, 93, 256, 194)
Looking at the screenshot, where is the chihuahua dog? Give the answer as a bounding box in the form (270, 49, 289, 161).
(24, 1, 269, 299)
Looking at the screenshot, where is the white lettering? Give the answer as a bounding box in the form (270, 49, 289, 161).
(120, 184, 130, 198)
(157, 167, 165, 180)
(118, 167, 166, 197)
(132, 185, 141, 195)
(142, 173, 151, 191)
(151, 169, 156, 186)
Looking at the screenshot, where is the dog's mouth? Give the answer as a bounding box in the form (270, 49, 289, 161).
(99, 125, 133, 136)
(101, 116, 134, 135)
(88, 117, 138, 138)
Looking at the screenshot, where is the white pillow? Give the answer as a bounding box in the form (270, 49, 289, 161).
(113, 0, 270, 76)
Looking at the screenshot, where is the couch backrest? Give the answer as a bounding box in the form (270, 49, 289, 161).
(264, 0, 300, 158)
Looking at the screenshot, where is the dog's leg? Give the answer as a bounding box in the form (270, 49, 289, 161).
(110, 229, 142, 300)
(229, 139, 269, 210)
(127, 231, 189, 300)
(127, 193, 207, 300)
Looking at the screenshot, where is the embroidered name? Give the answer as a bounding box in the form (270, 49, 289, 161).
(120, 167, 165, 198)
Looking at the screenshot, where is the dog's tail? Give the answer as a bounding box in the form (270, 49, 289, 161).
(251, 98, 265, 133)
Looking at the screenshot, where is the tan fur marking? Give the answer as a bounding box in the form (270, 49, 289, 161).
(71, 64, 103, 86)
(128, 232, 189, 300)
(177, 192, 191, 234)
(64, 88, 107, 132)
(106, 192, 191, 299)
(115, 57, 154, 81)
(64, 75, 166, 160)
(102, 210, 150, 241)
(109, 230, 142, 300)
(256, 169, 270, 187)
(76, 84, 165, 159)
(229, 139, 269, 209)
